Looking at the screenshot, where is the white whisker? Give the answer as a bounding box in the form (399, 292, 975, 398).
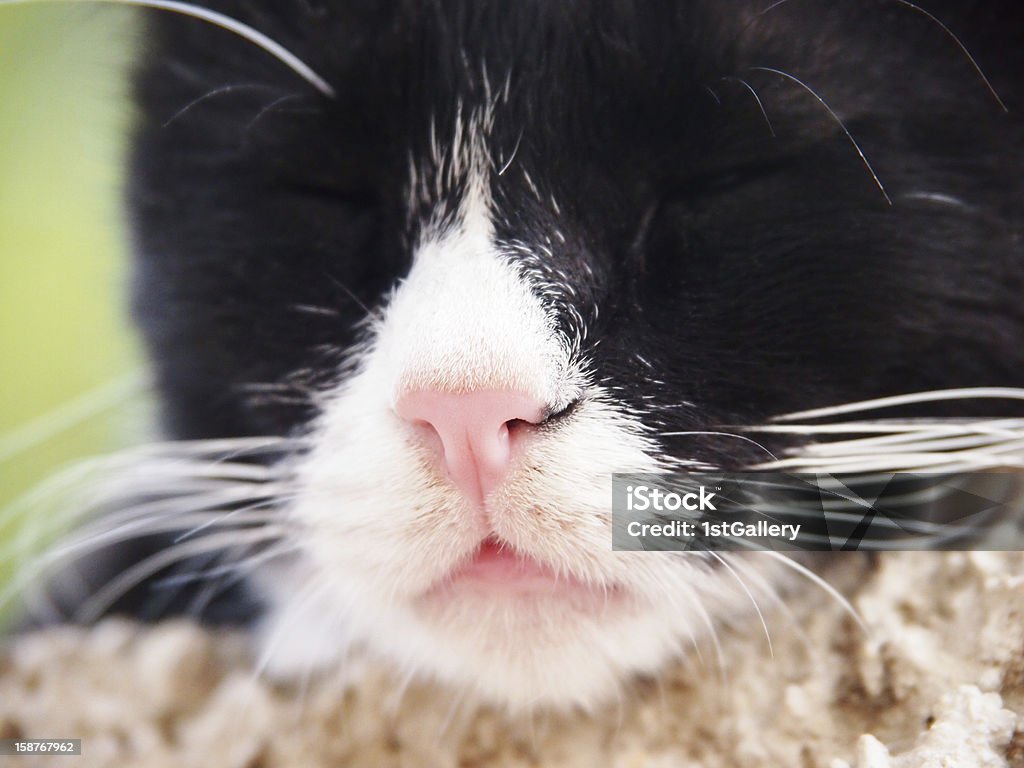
(0, 0, 336, 96)
(659, 430, 780, 462)
(902, 191, 971, 210)
(753, 405, 1024, 471)
(709, 552, 774, 657)
(761, 0, 1007, 112)
(161, 82, 275, 128)
(773, 387, 1024, 422)
(759, 0, 1007, 112)
(887, 0, 1008, 111)
(2, 451, 292, 537)
(758, 449, 1024, 474)
(721, 75, 775, 136)
(788, 428, 1024, 456)
(727, 556, 816, 656)
(153, 538, 298, 589)
(46, 508, 283, 567)
(2, 433, 302, 623)
(3, 493, 291, 611)
(243, 93, 304, 137)
(748, 418, 1024, 436)
(74, 526, 286, 622)
(172, 496, 292, 543)
(0, 370, 146, 465)
(750, 66, 892, 205)
(677, 577, 727, 683)
(744, 416, 1024, 474)
(759, 551, 867, 633)
(497, 127, 524, 176)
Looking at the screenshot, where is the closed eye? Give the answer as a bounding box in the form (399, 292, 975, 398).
(275, 179, 381, 212)
(656, 153, 807, 205)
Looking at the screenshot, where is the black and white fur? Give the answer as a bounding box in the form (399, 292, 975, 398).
(13, 0, 1024, 711)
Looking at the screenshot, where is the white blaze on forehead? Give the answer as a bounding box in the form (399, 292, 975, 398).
(380, 116, 576, 409)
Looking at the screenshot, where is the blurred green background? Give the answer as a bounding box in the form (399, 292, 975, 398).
(0, 5, 145, 608)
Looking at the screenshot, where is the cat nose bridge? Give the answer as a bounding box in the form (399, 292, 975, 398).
(395, 389, 547, 505)
(387, 279, 565, 504)
(384, 257, 566, 409)
(382, 226, 572, 503)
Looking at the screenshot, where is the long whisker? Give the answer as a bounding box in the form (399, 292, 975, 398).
(753, 409, 1024, 472)
(659, 430, 780, 462)
(1, 452, 292, 549)
(73, 526, 286, 622)
(747, 418, 1024, 437)
(152, 537, 298, 589)
(721, 76, 775, 136)
(888, 0, 1008, 112)
(0, 0, 336, 96)
(0, 370, 146, 465)
(44, 507, 284, 566)
(708, 551, 774, 657)
(2, 435, 304, 621)
(154, 538, 300, 619)
(773, 387, 1024, 422)
(162, 82, 276, 128)
(759, 551, 867, 633)
(726, 556, 818, 658)
(2, 496, 291, 615)
(243, 93, 305, 138)
(750, 66, 891, 205)
(172, 495, 292, 543)
(759, 0, 1007, 112)
(779, 425, 1024, 455)
(758, 449, 1024, 474)
(676, 577, 728, 683)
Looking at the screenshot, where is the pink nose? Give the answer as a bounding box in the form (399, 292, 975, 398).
(396, 390, 547, 504)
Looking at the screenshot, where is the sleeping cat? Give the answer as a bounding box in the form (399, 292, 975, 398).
(24, 0, 1024, 710)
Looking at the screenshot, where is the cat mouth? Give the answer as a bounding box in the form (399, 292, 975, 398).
(421, 536, 621, 601)
(450, 537, 556, 586)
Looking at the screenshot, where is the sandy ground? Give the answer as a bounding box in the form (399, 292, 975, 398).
(2, 551, 1023, 767)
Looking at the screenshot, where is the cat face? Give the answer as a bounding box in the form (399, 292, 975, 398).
(123, 1, 1023, 708)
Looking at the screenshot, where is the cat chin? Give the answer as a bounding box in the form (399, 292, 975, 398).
(253, 510, 775, 711)
(255, 563, 702, 712)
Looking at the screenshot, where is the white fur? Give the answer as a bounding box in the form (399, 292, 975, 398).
(256, 114, 770, 711)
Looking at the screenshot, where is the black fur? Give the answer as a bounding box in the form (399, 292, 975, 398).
(119, 0, 1024, 618)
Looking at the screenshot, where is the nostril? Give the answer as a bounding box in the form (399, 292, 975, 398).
(503, 417, 533, 433)
(408, 418, 444, 457)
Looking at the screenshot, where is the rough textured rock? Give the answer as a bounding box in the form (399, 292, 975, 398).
(2, 552, 1023, 767)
